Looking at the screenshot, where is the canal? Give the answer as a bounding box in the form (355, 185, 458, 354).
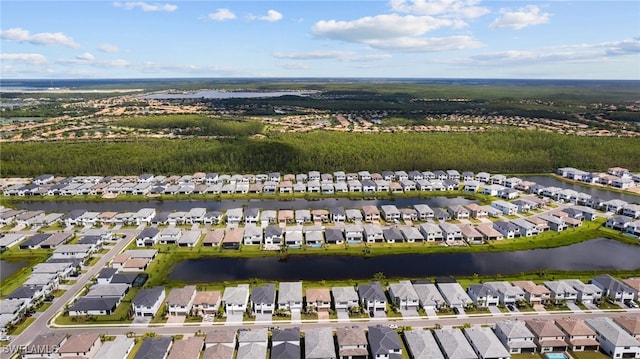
(168, 238, 640, 283)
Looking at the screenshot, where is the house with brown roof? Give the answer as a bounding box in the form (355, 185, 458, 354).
(168, 336, 204, 359)
(202, 229, 225, 247)
(525, 318, 568, 353)
(166, 285, 196, 316)
(623, 277, 640, 300)
(614, 316, 640, 339)
(192, 290, 221, 316)
(554, 317, 599, 351)
(120, 257, 150, 272)
(23, 332, 68, 358)
(361, 205, 380, 223)
(58, 333, 102, 358)
(306, 288, 332, 313)
(337, 326, 368, 359)
(512, 281, 550, 305)
(222, 228, 243, 250)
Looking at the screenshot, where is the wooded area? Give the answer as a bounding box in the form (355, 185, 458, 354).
(2, 129, 638, 176)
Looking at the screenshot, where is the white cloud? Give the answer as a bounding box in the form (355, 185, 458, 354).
(208, 8, 236, 21)
(312, 14, 483, 52)
(97, 44, 121, 53)
(0, 27, 80, 48)
(0, 53, 47, 65)
(76, 52, 95, 62)
(113, 1, 177, 12)
(313, 14, 455, 42)
(248, 9, 283, 22)
(489, 5, 550, 30)
(273, 50, 354, 60)
(282, 62, 309, 70)
(350, 54, 393, 62)
(390, 0, 490, 19)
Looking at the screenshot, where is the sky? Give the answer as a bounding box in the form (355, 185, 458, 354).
(1, 0, 639, 79)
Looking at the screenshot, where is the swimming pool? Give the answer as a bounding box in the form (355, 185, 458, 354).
(544, 353, 568, 359)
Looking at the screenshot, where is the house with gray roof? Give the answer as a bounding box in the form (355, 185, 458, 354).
(387, 280, 419, 310)
(94, 335, 135, 359)
(204, 328, 237, 359)
(382, 227, 403, 243)
(358, 282, 387, 314)
(68, 296, 120, 316)
(436, 282, 473, 309)
(586, 317, 640, 358)
(85, 283, 129, 300)
(237, 328, 268, 359)
(134, 336, 172, 359)
(464, 327, 510, 359)
(222, 284, 249, 315)
(363, 224, 384, 243)
(485, 281, 526, 305)
(325, 227, 345, 245)
(278, 282, 303, 313)
(264, 225, 283, 247)
(411, 281, 445, 310)
(493, 320, 537, 354)
(403, 329, 444, 359)
(492, 221, 520, 239)
(251, 283, 276, 314)
(23, 332, 68, 358)
(467, 283, 500, 307)
(332, 286, 360, 313)
(399, 226, 423, 243)
(303, 328, 335, 359)
(560, 279, 602, 304)
(418, 223, 443, 241)
(367, 325, 402, 359)
(591, 274, 635, 302)
(136, 227, 160, 247)
(133, 286, 165, 318)
(544, 281, 578, 303)
(272, 328, 301, 359)
(439, 222, 462, 241)
(434, 328, 477, 359)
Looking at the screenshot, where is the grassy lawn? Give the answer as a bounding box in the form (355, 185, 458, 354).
(511, 354, 544, 359)
(0, 248, 52, 298)
(8, 317, 35, 335)
(301, 312, 318, 321)
(570, 351, 610, 359)
(56, 288, 138, 325)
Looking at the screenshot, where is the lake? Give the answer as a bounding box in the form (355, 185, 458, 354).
(169, 238, 640, 282)
(521, 176, 640, 203)
(13, 197, 477, 213)
(0, 260, 28, 281)
(143, 90, 315, 100)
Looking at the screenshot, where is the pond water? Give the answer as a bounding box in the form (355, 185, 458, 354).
(143, 90, 314, 100)
(0, 260, 28, 281)
(169, 238, 640, 282)
(521, 176, 640, 202)
(13, 197, 477, 213)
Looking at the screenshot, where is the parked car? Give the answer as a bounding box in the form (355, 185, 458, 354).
(625, 300, 639, 308)
(389, 324, 399, 329)
(507, 304, 516, 312)
(452, 307, 460, 314)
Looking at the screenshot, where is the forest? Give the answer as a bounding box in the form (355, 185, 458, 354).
(116, 115, 263, 137)
(1, 129, 639, 176)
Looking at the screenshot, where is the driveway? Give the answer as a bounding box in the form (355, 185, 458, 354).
(166, 315, 185, 324)
(255, 313, 272, 324)
(567, 302, 582, 312)
(291, 311, 302, 323)
(399, 308, 419, 318)
(225, 312, 243, 324)
(132, 316, 152, 324)
(337, 310, 350, 322)
(425, 308, 438, 317)
(488, 306, 502, 315)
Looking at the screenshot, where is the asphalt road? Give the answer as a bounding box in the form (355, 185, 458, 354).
(8, 229, 140, 348)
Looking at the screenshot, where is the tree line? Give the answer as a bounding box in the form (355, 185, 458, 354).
(1, 129, 639, 176)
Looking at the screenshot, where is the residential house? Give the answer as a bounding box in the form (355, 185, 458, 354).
(133, 337, 173, 359)
(387, 280, 419, 310)
(383, 227, 403, 243)
(132, 286, 165, 318)
(94, 336, 135, 359)
(464, 203, 488, 219)
(414, 204, 434, 220)
(544, 281, 578, 304)
(493, 320, 538, 354)
(337, 326, 369, 359)
(167, 337, 204, 359)
(68, 297, 120, 316)
(237, 328, 269, 359)
(403, 329, 444, 359)
(439, 222, 462, 241)
(555, 317, 600, 351)
(491, 200, 519, 215)
(380, 205, 401, 222)
(332, 286, 360, 313)
(358, 282, 387, 315)
(614, 316, 640, 340)
(271, 328, 301, 359)
(411, 280, 446, 311)
(486, 281, 526, 306)
(433, 328, 477, 359)
(278, 282, 304, 313)
(305, 327, 336, 359)
(525, 318, 568, 353)
(436, 281, 473, 309)
(192, 290, 221, 316)
(493, 221, 520, 239)
(464, 327, 510, 359)
(136, 227, 160, 247)
(23, 332, 68, 359)
(251, 283, 276, 315)
(345, 224, 364, 244)
(264, 225, 284, 248)
(467, 283, 500, 307)
(363, 224, 384, 243)
(512, 281, 550, 305)
(418, 223, 443, 241)
(622, 277, 640, 300)
(166, 285, 196, 316)
(295, 209, 312, 224)
(368, 325, 402, 359)
(304, 226, 324, 248)
(585, 317, 640, 359)
(203, 329, 236, 359)
(58, 333, 102, 358)
(591, 274, 635, 302)
(448, 205, 470, 219)
(306, 288, 332, 313)
(330, 207, 347, 223)
(623, 204, 640, 219)
(606, 215, 634, 231)
(221, 284, 250, 315)
(325, 228, 345, 245)
(511, 218, 538, 237)
(561, 279, 602, 304)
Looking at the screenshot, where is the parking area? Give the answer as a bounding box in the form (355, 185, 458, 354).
(255, 313, 272, 323)
(225, 312, 244, 324)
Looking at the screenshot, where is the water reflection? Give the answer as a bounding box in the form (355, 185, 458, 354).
(169, 238, 640, 282)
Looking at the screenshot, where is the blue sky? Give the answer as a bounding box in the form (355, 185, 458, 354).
(1, 1, 639, 79)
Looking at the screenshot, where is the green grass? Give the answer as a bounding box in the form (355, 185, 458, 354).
(8, 317, 35, 335)
(570, 351, 610, 359)
(0, 248, 52, 298)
